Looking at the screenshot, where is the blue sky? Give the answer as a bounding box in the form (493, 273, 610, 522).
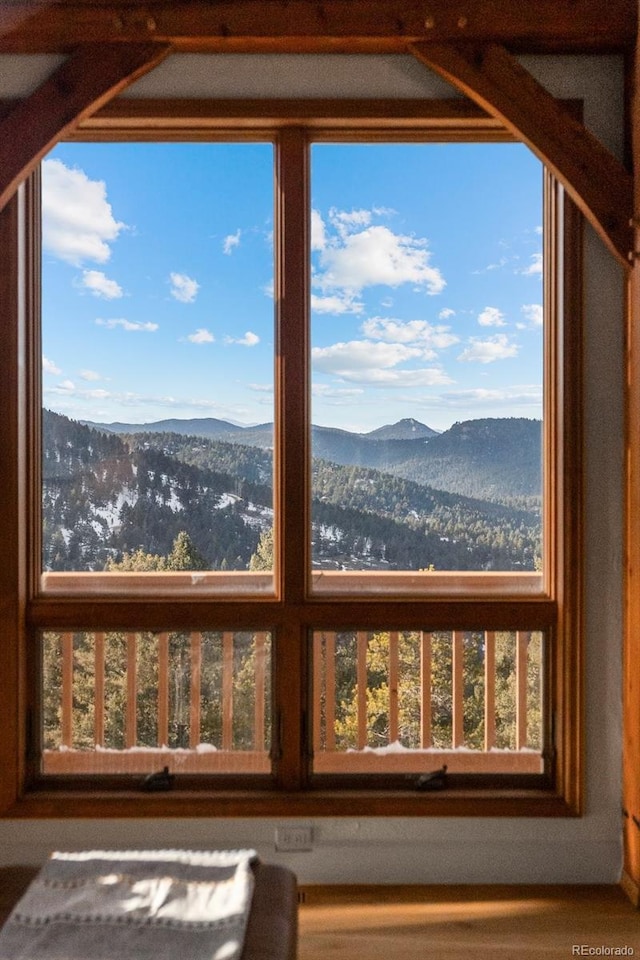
(42, 140, 542, 433)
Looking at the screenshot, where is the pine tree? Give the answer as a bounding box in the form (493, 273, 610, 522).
(249, 528, 273, 571)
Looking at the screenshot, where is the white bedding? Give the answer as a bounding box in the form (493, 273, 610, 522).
(0, 849, 257, 960)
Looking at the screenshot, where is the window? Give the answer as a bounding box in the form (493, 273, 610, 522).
(0, 102, 582, 817)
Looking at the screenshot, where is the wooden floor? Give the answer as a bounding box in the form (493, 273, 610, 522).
(297, 885, 640, 959)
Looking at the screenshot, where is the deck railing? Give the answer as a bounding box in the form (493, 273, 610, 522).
(311, 630, 542, 774)
(42, 629, 543, 775)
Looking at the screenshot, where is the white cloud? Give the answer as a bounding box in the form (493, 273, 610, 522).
(439, 308, 455, 320)
(249, 383, 273, 394)
(521, 303, 543, 327)
(311, 210, 326, 251)
(311, 292, 364, 315)
(361, 317, 459, 350)
(372, 368, 453, 387)
(313, 384, 364, 399)
(316, 223, 445, 296)
(225, 331, 260, 347)
(478, 306, 506, 327)
(223, 229, 241, 254)
(79, 369, 102, 381)
(187, 328, 214, 344)
(473, 256, 509, 275)
(42, 385, 255, 423)
(169, 272, 199, 303)
(520, 252, 543, 276)
(422, 385, 542, 410)
(458, 334, 519, 364)
(96, 318, 158, 332)
(313, 340, 422, 373)
(79, 269, 123, 300)
(329, 207, 372, 236)
(58, 379, 75, 391)
(312, 339, 451, 386)
(43, 356, 61, 375)
(42, 158, 125, 266)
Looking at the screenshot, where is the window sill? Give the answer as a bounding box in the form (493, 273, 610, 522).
(4, 784, 579, 819)
(39, 570, 545, 601)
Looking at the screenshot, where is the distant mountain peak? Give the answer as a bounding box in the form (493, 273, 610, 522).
(364, 418, 438, 441)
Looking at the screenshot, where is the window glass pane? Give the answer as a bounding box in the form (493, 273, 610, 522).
(41, 142, 275, 585)
(311, 629, 544, 775)
(310, 143, 543, 581)
(41, 630, 271, 775)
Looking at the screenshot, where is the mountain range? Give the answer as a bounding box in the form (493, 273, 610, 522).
(42, 410, 542, 573)
(81, 415, 541, 501)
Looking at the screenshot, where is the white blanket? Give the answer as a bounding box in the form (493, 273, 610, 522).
(0, 849, 257, 960)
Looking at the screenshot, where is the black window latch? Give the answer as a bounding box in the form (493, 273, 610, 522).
(142, 765, 175, 792)
(415, 765, 448, 791)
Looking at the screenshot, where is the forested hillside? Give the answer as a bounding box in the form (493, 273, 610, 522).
(43, 410, 263, 571)
(83, 414, 541, 503)
(385, 417, 541, 502)
(43, 410, 541, 572)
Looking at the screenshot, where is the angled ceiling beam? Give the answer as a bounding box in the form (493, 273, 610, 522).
(410, 42, 633, 271)
(0, 1, 59, 40)
(0, 42, 170, 213)
(0, 0, 635, 54)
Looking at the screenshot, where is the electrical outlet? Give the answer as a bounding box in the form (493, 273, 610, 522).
(275, 825, 313, 852)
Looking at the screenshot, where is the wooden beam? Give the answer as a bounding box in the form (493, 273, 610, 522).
(623, 21, 640, 896)
(72, 97, 506, 138)
(0, 0, 635, 54)
(410, 42, 633, 270)
(0, 41, 170, 213)
(0, 0, 60, 40)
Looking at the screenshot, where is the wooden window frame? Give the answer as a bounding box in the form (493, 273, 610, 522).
(0, 100, 583, 818)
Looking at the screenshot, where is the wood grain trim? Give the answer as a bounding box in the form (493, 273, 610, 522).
(273, 128, 311, 790)
(0, 189, 26, 813)
(59, 96, 581, 143)
(410, 42, 633, 270)
(3, 789, 576, 820)
(620, 870, 640, 908)
(624, 47, 640, 891)
(27, 599, 557, 633)
(296, 882, 624, 905)
(0, 42, 171, 214)
(72, 97, 505, 138)
(553, 187, 584, 816)
(0, 1, 635, 53)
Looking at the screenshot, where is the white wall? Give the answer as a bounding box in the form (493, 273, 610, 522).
(0, 54, 625, 883)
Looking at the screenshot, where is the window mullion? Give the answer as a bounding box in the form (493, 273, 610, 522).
(275, 130, 311, 602)
(273, 128, 310, 789)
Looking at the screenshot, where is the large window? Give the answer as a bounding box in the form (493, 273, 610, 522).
(0, 105, 583, 817)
